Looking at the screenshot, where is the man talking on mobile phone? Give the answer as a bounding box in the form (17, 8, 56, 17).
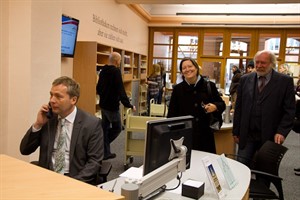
(20, 76, 104, 185)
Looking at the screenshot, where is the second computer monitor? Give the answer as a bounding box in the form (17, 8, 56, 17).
(143, 115, 194, 176)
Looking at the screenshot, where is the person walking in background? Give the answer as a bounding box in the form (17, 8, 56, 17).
(97, 52, 135, 160)
(146, 63, 161, 113)
(278, 64, 291, 76)
(157, 62, 166, 104)
(229, 65, 242, 112)
(232, 50, 295, 167)
(167, 57, 225, 153)
(246, 60, 255, 74)
(20, 76, 103, 184)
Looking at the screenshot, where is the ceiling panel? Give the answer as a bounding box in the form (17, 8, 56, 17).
(118, 0, 300, 27)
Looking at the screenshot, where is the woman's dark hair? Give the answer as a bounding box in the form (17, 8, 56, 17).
(179, 57, 200, 75)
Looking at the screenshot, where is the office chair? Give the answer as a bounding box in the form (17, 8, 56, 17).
(30, 160, 112, 185)
(94, 160, 112, 185)
(249, 141, 288, 200)
(292, 99, 300, 133)
(226, 140, 288, 200)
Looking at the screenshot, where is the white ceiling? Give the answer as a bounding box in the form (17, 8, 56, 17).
(141, 4, 300, 15)
(116, 0, 300, 27)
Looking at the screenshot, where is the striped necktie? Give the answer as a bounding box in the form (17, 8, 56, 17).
(54, 118, 66, 174)
(258, 76, 266, 93)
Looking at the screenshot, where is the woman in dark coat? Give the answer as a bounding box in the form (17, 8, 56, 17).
(167, 57, 225, 153)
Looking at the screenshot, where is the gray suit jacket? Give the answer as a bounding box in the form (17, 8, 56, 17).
(20, 108, 104, 184)
(233, 70, 295, 149)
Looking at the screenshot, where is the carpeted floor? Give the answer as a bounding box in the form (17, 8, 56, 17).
(107, 129, 300, 199)
(278, 130, 300, 199)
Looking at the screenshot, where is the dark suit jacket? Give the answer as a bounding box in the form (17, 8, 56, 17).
(233, 70, 295, 149)
(20, 108, 104, 184)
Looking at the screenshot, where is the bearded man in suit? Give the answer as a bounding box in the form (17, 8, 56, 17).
(232, 50, 295, 167)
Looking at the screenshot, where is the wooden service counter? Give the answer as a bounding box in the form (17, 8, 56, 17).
(0, 154, 124, 200)
(214, 123, 235, 155)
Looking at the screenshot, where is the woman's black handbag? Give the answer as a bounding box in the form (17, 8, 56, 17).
(207, 81, 223, 131)
(209, 113, 222, 130)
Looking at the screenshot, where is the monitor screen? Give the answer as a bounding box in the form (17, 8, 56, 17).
(61, 15, 79, 57)
(143, 116, 194, 176)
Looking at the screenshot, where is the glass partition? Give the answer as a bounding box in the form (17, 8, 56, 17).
(154, 31, 174, 44)
(153, 31, 173, 58)
(259, 33, 281, 57)
(201, 61, 222, 87)
(174, 32, 199, 84)
(203, 32, 224, 56)
(230, 33, 251, 57)
(177, 32, 198, 59)
(153, 31, 174, 84)
(285, 33, 300, 63)
(150, 28, 299, 85)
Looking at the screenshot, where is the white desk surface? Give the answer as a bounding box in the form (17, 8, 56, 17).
(99, 150, 250, 200)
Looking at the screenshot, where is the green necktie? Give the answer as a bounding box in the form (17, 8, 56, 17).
(54, 118, 66, 174)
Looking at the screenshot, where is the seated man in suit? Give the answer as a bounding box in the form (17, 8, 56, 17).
(20, 76, 103, 184)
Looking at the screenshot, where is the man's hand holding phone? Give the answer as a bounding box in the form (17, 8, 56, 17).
(33, 103, 52, 130)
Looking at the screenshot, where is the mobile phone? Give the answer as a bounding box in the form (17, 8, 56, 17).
(201, 101, 207, 113)
(46, 103, 53, 119)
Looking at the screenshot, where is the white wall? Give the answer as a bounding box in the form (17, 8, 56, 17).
(0, 0, 148, 161)
(0, 0, 62, 161)
(61, 0, 148, 77)
(0, 0, 9, 155)
(63, 0, 148, 53)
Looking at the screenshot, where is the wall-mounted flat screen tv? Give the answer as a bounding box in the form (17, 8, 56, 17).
(61, 15, 79, 58)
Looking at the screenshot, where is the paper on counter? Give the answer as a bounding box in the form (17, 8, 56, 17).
(119, 167, 143, 180)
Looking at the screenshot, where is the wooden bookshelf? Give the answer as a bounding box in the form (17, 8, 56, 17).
(73, 41, 148, 118)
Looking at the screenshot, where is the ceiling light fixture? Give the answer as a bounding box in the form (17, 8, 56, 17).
(177, 13, 300, 16)
(181, 23, 300, 27)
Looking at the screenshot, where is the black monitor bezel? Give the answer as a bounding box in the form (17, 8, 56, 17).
(61, 14, 79, 58)
(143, 115, 194, 176)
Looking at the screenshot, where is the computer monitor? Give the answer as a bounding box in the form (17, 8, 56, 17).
(143, 116, 194, 176)
(61, 14, 79, 58)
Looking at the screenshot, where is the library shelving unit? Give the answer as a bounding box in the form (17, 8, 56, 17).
(139, 84, 148, 115)
(140, 55, 148, 81)
(138, 55, 148, 115)
(73, 41, 148, 120)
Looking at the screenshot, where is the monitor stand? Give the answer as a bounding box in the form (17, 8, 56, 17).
(123, 144, 187, 199)
(141, 185, 166, 200)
